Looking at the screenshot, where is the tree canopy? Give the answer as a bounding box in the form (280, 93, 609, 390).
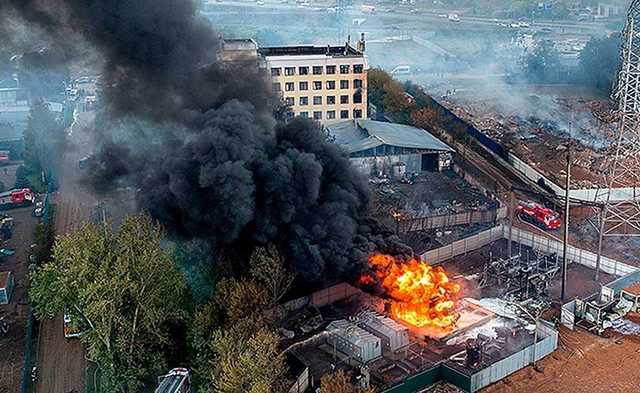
(190, 244, 294, 393)
(320, 369, 376, 393)
(525, 40, 561, 83)
(23, 99, 66, 188)
(30, 214, 187, 392)
(578, 33, 621, 96)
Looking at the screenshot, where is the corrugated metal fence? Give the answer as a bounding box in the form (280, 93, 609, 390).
(396, 207, 507, 233)
(421, 226, 504, 265)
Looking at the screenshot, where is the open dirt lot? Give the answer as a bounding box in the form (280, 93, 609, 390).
(0, 206, 38, 393)
(483, 326, 640, 393)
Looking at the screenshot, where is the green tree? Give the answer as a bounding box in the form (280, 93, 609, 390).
(14, 165, 31, 188)
(191, 276, 287, 393)
(367, 68, 393, 108)
(32, 218, 56, 265)
(30, 214, 187, 392)
(320, 370, 376, 393)
(23, 99, 66, 181)
(525, 40, 560, 83)
(209, 326, 288, 393)
(579, 33, 621, 95)
(383, 80, 412, 115)
(250, 244, 293, 306)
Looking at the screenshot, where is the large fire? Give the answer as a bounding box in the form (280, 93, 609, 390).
(361, 254, 461, 331)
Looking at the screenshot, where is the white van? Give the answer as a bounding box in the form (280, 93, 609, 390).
(390, 65, 411, 75)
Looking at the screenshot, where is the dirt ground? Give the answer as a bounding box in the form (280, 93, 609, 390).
(0, 206, 38, 393)
(483, 326, 640, 393)
(0, 164, 19, 191)
(35, 112, 97, 393)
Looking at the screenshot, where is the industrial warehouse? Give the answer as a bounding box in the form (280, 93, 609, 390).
(327, 119, 453, 176)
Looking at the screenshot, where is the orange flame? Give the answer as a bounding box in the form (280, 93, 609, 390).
(363, 254, 460, 330)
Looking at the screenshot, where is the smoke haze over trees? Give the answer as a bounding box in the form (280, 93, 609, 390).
(0, 0, 388, 282)
(578, 33, 622, 96)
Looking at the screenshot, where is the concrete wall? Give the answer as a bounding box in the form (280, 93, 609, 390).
(311, 282, 361, 307)
(509, 152, 638, 202)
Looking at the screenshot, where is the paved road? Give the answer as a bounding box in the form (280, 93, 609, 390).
(35, 111, 96, 393)
(206, 0, 614, 35)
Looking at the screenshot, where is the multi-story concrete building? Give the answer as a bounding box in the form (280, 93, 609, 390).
(259, 35, 368, 124)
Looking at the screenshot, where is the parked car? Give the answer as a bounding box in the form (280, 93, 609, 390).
(63, 307, 85, 339)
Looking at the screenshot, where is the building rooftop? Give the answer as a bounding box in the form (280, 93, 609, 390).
(259, 44, 362, 58)
(327, 120, 454, 154)
(0, 271, 11, 288)
(327, 319, 380, 346)
(222, 38, 258, 51)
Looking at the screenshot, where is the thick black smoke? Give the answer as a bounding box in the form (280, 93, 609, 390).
(1, 0, 405, 280)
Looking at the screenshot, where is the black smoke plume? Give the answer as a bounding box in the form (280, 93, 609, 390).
(1, 0, 405, 280)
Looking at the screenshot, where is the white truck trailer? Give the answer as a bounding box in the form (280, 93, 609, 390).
(155, 368, 191, 393)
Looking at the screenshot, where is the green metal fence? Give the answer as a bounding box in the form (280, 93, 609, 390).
(19, 307, 35, 393)
(382, 365, 442, 393)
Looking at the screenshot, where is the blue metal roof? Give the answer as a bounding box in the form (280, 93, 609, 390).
(327, 119, 453, 154)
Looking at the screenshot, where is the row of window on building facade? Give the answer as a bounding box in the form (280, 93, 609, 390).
(274, 79, 363, 92)
(289, 108, 363, 120)
(284, 93, 362, 106)
(271, 64, 365, 76)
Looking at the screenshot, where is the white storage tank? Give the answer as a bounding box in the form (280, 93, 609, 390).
(391, 162, 406, 180)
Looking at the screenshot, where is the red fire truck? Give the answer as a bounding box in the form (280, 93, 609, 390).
(0, 151, 10, 165)
(0, 188, 35, 209)
(516, 201, 561, 230)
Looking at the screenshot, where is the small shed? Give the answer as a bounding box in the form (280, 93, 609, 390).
(0, 271, 14, 304)
(327, 319, 381, 363)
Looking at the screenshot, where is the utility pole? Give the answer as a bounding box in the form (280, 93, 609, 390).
(595, 204, 606, 281)
(561, 147, 572, 301)
(508, 190, 515, 258)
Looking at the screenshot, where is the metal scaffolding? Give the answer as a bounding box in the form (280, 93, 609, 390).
(597, 0, 640, 236)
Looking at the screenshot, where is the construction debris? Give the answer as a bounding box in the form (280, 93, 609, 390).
(442, 92, 617, 189)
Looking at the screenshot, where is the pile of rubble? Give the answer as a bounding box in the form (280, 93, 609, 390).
(442, 94, 617, 189)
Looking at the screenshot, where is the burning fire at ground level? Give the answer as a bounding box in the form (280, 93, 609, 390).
(360, 254, 461, 333)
